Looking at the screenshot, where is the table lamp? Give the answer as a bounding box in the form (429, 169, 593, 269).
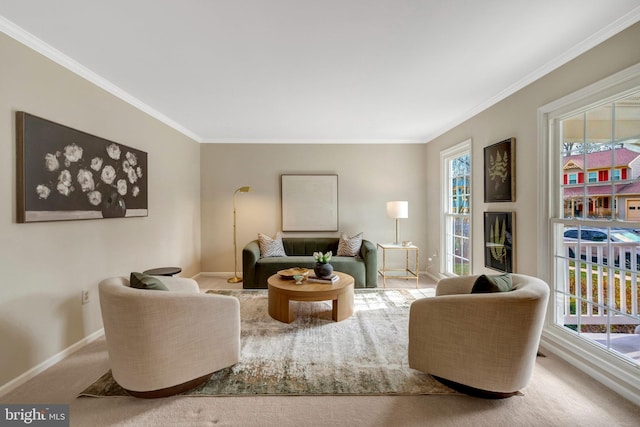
(386, 201, 408, 245)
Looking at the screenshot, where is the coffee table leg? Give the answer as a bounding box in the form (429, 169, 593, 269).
(268, 288, 294, 323)
(332, 289, 354, 322)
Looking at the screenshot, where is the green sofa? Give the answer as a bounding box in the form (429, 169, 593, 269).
(242, 237, 378, 289)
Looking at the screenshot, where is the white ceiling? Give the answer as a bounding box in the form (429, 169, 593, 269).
(1, 1, 640, 143)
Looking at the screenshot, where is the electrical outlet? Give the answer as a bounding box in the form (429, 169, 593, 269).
(82, 289, 90, 305)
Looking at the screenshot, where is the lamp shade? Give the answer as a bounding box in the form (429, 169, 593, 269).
(387, 201, 408, 219)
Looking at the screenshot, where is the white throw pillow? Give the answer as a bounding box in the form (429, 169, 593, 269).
(337, 232, 363, 257)
(258, 232, 287, 258)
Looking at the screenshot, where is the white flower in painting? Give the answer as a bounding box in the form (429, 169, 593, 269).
(127, 167, 138, 184)
(76, 169, 95, 192)
(63, 143, 83, 166)
(87, 190, 102, 206)
(132, 186, 140, 197)
(117, 179, 127, 196)
(57, 170, 73, 196)
(125, 151, 137, 167)
(101, 165, 116, 184)
(36, 184, 51, 199)
(57, 182, 70, 196)
(90, 157, 103, 171)
(44, 153, 59, 172)
(58, 169, 72, 186)
(106, 143, 121, 160)
(122, 160, 131, 174)
(136, 167, 143, 179)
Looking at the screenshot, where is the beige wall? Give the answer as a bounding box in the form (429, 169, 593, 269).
(200, 143, 428, 273)
(0, 33, 201, 387)
(424, 22, 640, 277)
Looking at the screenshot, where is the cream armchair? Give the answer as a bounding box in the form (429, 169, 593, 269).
(98, 276, 241, 398)
(408, 274, 549, 398)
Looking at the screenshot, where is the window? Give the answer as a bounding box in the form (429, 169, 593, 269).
(553, 89, 640, 367)
(441, 140, 471, 276)
(568, 173, 578, 184)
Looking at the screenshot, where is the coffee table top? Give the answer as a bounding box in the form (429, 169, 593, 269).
(268, 271, 354, 296)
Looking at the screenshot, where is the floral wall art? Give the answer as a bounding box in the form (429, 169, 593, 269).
(16, 112, 148, 222)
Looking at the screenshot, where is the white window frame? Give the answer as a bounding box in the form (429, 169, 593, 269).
(440, 139, 472, 277)
(537, 63, 640, 405)
(588, 171, 598, 183)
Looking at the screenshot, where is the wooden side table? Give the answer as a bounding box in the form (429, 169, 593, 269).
(377, 243, 419, 288)
(143, 267, 182, 276)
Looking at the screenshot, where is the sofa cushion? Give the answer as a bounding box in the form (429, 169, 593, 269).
(283, 238, 338, 256)
(129, 272, 169, 291)
(258, 232, 287, 257)
(471, 274, 513, 293)
(337, 232, 363, 257)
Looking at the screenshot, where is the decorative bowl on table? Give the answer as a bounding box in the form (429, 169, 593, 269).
(278, 268, 309, 280)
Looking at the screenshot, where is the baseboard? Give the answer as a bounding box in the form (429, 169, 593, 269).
(540, 327, 640, 406)
(424, 270, 443, 283)
(0, 328, 104, 398)
(198, 272, 234, 278)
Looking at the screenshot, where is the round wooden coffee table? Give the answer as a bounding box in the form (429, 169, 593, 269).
(267, 271, 355, 323)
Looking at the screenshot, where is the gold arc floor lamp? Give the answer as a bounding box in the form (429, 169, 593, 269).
(386, 201, 408, 245)
(228, 186, 253, 283)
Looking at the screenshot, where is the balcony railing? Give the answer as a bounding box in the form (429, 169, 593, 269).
(562, 241, 640, 325)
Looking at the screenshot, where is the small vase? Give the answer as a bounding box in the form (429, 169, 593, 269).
(102, 191, 127, 218)
(314, 262, 333, 278)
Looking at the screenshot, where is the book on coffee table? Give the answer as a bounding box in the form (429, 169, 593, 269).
(307, 274, 340, 284)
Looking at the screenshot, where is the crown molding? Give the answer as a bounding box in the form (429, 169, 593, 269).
(424, 6, 640, 143)
(200, 138, 426, 144)
(0, 15, 203, 143)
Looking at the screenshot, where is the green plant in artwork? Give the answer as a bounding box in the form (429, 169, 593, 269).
(490, 216, 506, 262)
(488, 149, 509, 191)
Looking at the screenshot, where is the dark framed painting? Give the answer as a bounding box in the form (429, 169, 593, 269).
(484, 211, 514, 273)
(484, 137, 515, 202)
(16, 112, 148, 223)
(281, 174, 338, 231)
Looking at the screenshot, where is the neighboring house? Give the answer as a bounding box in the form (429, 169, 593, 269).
(562, 147, 640, 220)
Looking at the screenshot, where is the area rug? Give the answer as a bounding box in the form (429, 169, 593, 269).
(80, 288, 459, 397)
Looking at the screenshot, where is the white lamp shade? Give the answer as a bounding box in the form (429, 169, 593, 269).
(386, 201, 408, 219)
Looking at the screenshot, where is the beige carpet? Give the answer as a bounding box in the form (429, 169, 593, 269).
(80, 289, 457, 397)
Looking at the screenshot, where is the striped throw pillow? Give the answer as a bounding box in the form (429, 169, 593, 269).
(337, 232, 363, 257)
(258, 232, 287, 258)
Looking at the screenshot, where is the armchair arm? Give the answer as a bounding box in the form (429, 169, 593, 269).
(154, 276, 200, 293)
(360, 240, 378, 288)
(435, 275, 477, 296)
(242, 240, 260, 287)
